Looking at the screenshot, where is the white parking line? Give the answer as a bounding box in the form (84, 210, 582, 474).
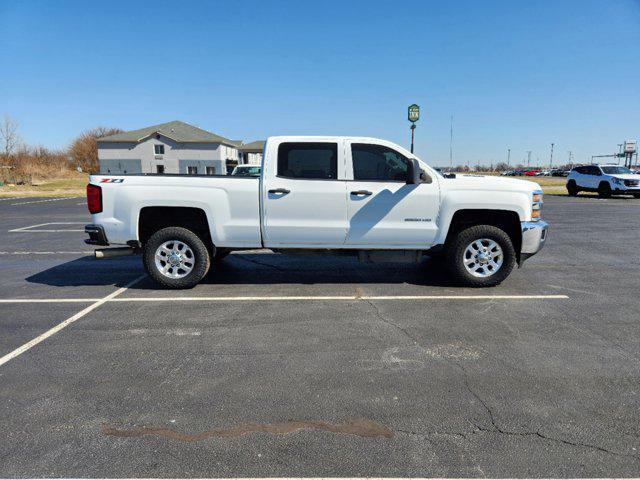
(10, 196, 81, 205)
(0, 294, 569, 304)
(9, 222, 86, 233)
(0, 196, 31, 201)
(0, 275, 146, 368)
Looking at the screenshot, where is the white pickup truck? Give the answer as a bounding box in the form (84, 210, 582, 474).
(85, 136, 548, 288)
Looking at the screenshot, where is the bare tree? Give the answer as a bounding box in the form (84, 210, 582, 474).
(69, 126, 123, 173)
(0, 114, 21, 157)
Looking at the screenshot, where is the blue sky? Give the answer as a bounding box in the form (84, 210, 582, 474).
(1, 0, 638, 166)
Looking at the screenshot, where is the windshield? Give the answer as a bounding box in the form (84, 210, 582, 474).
(232, 166, 261, 176)
(601, 166, 633, 175)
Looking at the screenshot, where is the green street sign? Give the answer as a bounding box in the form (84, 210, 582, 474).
(408, 104, 420, 123)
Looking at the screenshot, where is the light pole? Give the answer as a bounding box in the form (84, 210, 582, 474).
(507, 148, 511, 167)
(408, 104, 420, 153)
(549, 143, 554, 169)
(526, 150, 532, 168)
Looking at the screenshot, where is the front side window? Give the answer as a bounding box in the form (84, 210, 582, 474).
(187, 166, 198, 175)
(351, 143, 409, 181)
(154, 144, 165, 155)
(277, 142, 338, 179)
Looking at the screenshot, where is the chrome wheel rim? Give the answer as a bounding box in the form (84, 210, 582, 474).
(463, 238, 503, 278)
(154, 240, 195, 279)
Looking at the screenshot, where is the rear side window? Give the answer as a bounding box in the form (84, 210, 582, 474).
(352, 143, 409, 181)
(277, 142, 338, 180)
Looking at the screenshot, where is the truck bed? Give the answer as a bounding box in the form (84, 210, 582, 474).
(89, 174, 262, 247)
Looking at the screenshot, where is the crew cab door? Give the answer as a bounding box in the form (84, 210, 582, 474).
(345, 141, 440, 247)
(261, 140, 348, 247)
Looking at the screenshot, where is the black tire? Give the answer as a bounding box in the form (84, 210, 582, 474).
(566, 180, 578, 196)
(598, 182, 612, 198)
(633, 193, 640, 199)
(445, 225, 516, 287)
(143, 227, 210, 289)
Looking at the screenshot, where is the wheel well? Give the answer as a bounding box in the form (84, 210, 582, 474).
(138, 207, 212, 247)
(445, 209, 522, 255)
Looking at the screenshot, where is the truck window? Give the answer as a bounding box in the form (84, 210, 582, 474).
(351, 143, 409, 182)
(277, 142, 338, 180)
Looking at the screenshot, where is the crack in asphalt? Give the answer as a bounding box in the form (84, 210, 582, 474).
(362, 298, 639, 463)
(363, 297, 419, 345)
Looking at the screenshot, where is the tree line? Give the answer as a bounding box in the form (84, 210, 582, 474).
(0, 114, 122, 180)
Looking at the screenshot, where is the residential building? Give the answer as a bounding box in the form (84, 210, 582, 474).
(97, 120, 240, 175)
(238, 140, 265, 166)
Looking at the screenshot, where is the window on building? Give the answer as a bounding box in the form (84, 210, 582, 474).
(206, 166, 215, 175)
(156, 165, 165, 174)
(154, 145, 165, 155)
(187, 166, 198, 175)
(351, 143, 409, 182)
(277, 142, 338, 180)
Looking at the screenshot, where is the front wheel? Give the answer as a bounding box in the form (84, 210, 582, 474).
(446, 225, 516, 287)
(598, 182, 612, 198)
(143, 227, 211, 289)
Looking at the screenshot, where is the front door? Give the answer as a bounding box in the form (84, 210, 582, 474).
(345, 142, 440, 247)
(262, 141, 348, 247)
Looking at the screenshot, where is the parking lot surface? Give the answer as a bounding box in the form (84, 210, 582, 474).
(0, 194, 639, 477)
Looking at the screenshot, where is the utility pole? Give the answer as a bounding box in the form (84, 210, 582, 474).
(526, 150, 532, 168)
(567, 151, 573, 167)
(549, 143, 554, 169)
(507, 148, 511, 167)
(449, 115, 453, 169)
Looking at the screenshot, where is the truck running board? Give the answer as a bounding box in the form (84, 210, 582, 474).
(95, 247, 137, 259)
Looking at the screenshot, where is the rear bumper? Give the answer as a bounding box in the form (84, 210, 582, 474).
(520, 220, 548, 264)
(85, 224, 109, 246)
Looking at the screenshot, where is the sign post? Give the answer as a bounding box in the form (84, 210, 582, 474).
(408, 104, 420, 153)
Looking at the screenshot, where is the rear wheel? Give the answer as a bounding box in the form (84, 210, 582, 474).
(633, 193, 640, 199)
(598, 182, 612, 198)
(446, 225, 516, 287)
(566, 180, 578, 196)
(143, 227, 210, 289)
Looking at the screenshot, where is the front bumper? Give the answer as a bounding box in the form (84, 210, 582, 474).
(85, 224, 109, 246)
(520, 220, 548, 264)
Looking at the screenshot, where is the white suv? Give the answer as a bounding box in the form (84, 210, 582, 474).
(567, 165, 640, 198)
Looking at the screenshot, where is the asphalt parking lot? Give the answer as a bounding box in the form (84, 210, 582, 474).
(0, 194, 639, 477)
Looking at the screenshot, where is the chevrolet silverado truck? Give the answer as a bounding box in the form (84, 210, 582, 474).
(85, 136, 548, 288)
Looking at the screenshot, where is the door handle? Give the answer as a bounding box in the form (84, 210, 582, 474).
(350, 190, 372, 196)
(268, 188, 290, 194)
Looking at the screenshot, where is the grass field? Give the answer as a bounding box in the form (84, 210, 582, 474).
(0, 175, 88, 198)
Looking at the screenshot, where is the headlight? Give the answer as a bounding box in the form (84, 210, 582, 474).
(532, 191, 543, 220)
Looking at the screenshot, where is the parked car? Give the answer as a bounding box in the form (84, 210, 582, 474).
(85, 136, 548, 289)
(535, 170, 551, 176)
(566, 165, 640, 198)
(232, 165, 261, 176)
(524, 170, 539, 176)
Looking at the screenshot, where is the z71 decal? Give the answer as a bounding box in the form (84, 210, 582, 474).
(100, 178, 125, 183)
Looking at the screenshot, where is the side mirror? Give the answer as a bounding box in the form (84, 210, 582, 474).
(406, 158, 432, 184)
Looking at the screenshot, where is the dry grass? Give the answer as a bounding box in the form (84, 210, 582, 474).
(0, 174, 88, 197)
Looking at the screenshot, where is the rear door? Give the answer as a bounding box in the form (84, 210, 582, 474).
(261, 140, 348, 247)
(344, 141, 440, 247)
